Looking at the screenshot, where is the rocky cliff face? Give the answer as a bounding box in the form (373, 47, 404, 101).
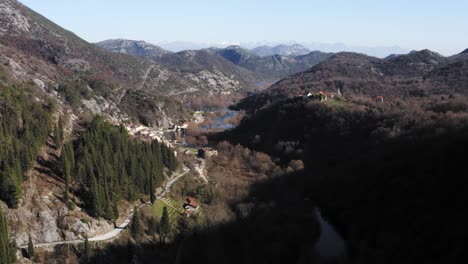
(0, 0, 194, 247)
(0, 0, 198, 127)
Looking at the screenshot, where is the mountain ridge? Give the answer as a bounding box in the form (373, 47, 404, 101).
(236, 50, 468, 111)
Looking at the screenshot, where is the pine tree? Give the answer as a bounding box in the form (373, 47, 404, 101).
(149, 175, 156, 204)
(160, 206, 170, 244)
(112, 201, 119, 227)
(27, 234, 35, 258)
(90, 173, 102, 217)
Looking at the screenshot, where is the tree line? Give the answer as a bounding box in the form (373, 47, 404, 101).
(0, 84, 53, 208)
(60, 117, 178, 220)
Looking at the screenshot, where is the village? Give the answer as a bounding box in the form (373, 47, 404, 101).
(301, 88, 384, 103)
(123, 112, 219, 219)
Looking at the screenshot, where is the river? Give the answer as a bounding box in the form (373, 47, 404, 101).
(314, 208, 347, 260)
(200, 110, 237, 130)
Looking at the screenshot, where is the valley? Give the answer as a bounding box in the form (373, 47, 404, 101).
(1, 1, 468, 264)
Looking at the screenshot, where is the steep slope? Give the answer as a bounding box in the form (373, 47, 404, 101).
(252, 44, 311, 57)
(157, 50, 258, 92)
(0, 0, 194, 126)
(97, 40, 258, 94)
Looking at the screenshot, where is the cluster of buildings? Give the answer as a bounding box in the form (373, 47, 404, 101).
(302, 90, 384, 103)
(198, 147, 218, 159)
(126, 124, 164, 141)
(125, 124, 176, 152)
(303, 90, 337, 102)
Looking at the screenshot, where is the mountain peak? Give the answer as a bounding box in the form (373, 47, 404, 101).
(96, 39, 171, 58)
(461, 49, 468, 54)
(252, 44, 310, 57)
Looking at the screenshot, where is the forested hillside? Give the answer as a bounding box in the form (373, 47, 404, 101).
(219, 95, 468, 263)
(0, 84, 53, 208)
(0, 209, 16, 264)
(60, 117, 178, 219)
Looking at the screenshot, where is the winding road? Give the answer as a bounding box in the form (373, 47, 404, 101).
(19, 166, 190, 249)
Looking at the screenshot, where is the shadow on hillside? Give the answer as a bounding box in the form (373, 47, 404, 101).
(87, 170, 342, 264)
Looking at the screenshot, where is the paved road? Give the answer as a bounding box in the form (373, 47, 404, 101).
(19, 166, 190, 249)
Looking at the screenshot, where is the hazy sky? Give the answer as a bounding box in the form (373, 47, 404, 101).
(19, 0, 468, 55)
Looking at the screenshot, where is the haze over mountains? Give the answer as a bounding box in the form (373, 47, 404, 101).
(156, 41, 410, 58)
(96, 39, 334, 82)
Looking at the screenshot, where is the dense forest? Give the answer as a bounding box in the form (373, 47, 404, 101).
(219, 95, 468, 263)
(0, 209, 16, 264)
(61, 117, 178, 219)
(0, 84, 53, 208)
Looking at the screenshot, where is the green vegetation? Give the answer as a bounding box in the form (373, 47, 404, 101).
(159, 207, 170, 244)
(153, 198, 183, 225)
(0, 209, 16, 264)
(179, 147, 198, 155)
(83, 236, 91, 262)
(0, 84, 53, 208)
(130, 208, 143, 240)
(60, 117, 178, 219)
(54, 116, 64, 148)
(27, 234, 35, 258)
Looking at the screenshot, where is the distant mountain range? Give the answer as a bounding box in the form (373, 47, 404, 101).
(209, 45, 333, 80)
(157, 41, 410, 58)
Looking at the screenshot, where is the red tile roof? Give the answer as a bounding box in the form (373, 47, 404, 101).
(187, 197, 200, 208)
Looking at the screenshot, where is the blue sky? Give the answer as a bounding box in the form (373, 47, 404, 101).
(19, 0, 468, 55)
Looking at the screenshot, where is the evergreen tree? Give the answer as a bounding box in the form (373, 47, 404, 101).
(147, 217, 158, 237)
(149, 175, 156, 204)
(160, 206, 170, 244)
(84, 236, 91, 262)
(27, 234, 35, 258)
(8, 240, 16, 264)
(130, 208, 142, 240)
(89, 173, 102, 217)
(56, 116, 64, 148)
(56, 117, 179, 219)
(112, 201, 119, 227)
(0, 84, 53, 207)
(0, 209, 12, 264)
